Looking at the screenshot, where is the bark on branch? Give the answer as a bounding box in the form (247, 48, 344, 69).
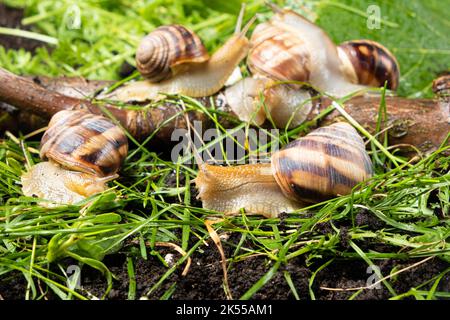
(0, 67, 448, 155)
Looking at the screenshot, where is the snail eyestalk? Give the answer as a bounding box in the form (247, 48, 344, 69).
(234, 3, 246, 34)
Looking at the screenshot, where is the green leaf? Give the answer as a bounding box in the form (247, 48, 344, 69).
(90, 213, 122, 224)
(200, 0, 245, 14)
(46, 233, 66, 263)
(316, 0, 450, 97)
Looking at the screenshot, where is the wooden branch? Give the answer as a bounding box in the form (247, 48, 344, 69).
(0, 67, 448, 155)
(0, 68, 206, 141)
(1, 75, 113, 133)
(316, 95, 449, 154)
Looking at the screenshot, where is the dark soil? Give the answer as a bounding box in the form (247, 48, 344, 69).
(0, 3, 46, 52)
(0, 4, 449, 301)
(1, 233, 448, 300)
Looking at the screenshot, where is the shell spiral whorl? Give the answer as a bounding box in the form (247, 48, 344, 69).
(271, 122, 373, 203)
(136, 25, 209, 82)
(338, 40, 400, 90)
(40, 110, 128, 177)
(248, 23, 311, 82)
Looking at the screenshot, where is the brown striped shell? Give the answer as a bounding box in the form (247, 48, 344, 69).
(136, 25, 209, 82)
(247, 22, 311, 82)
(338, 40, 400, 90)
(246, 9, 365, 98)
(271, 122, 373, 203)
(432, 73, 450, 97)
(39, 110, 128, 177)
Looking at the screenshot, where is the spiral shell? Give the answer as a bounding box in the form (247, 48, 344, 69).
(40, 110, 128, 177)
(271, 122, 373, 203)
(338, 40, 400, 90)
(248, 23, 311, 82)
(136, 25, 209, 82)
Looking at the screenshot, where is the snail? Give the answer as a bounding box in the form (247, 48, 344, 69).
(21, 110, 128, 206)
(223, 6, 400, 128)
(194, 122, 373, 218)
(247, 6, 400, 97)
(106, 6, 255, 102)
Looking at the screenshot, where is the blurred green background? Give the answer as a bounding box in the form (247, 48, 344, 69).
(0, 0, 449, 97)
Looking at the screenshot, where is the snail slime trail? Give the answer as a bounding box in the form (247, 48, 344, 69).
(21, 110, 128, 206)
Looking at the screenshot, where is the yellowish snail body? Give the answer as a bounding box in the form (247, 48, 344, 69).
(224, 6, 400, 128)
(21, 110, 128, 206)
(194, 122, 373, 218)
(107, 7, 254, 102)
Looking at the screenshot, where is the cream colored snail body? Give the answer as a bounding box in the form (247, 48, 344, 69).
(107, 8, 254, 102)
(223, 76, 313, 128)
(21, 110, 128, 206)
(194, 122, 373, 218)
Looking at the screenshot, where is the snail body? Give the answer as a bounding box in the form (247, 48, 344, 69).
(224, 76, 313, 128)
(108, 12, 254, 102)
(225, 8, 400, 128)
(194, 122, 373, 218)
(194, 163, 301, 215)
(21, 110, 128, 206)
(21, 162, 112, 205)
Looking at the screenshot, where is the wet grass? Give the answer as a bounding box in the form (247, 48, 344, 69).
(0, 0, 449, 300)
